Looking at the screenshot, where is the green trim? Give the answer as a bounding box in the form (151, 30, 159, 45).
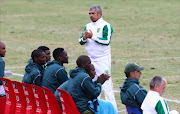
(79, 40, 86, 45)
(97, 83, 102, 86)
(163, 99, 169, 114)
(155, 100, 166, 114)
(95, 24, 113, 46)
(79, 26, 87, 45)
(98, 25, 108, 40)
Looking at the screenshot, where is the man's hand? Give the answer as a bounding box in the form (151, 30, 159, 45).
(83, 30, 93, 40)
(97, 73, 110, 85)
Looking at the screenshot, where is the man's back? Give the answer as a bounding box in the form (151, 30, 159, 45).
(41, 60, 68, 93)
(61, 67, 101, 113)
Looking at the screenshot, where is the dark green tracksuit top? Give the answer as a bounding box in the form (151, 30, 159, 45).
(120, 78, 147, 112)
(54, 67, 102, 113)
(0, 56, 5, 85)
(22, 61, 44, 87)
(41, 60, 68, 93)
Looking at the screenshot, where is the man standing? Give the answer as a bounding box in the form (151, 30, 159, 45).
(22, 49, 46, 86)
(41, 48, 69, 93)
(0, 42, 6, 96)
(79, 5, 117, 110)
(141, 76, 170, 113)
(120, 63, 147, 112)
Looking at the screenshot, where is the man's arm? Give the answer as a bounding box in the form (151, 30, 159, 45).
(135, 87, 147, 105)
(81, 76, 101, 98)
(92, 24, 113, 46)
(155, 99, 169, 114)
(27, 70, 42, 86)
(79, 26, 88, 45)
(0, 60, 5, 85)
(56, 68, 68, 84)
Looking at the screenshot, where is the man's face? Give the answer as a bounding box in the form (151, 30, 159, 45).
(156, 80, 166, 96)
(60, 50, 69, 64)
(89, 9, 101, 22)
(35, 52, 46, 65)
(88, 64, 96, 79)
(44, 50, 51, 62)
(131, 70, 142, 80)
(0, 42, 6, 57)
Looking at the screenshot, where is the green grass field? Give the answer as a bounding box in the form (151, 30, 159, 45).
(0, 0, 180, 113)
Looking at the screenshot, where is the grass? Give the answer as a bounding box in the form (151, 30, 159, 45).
(0, 0, 180, 112)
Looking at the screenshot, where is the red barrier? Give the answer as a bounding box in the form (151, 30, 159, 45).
(57, 89, 80, 114)
(42, 86, 62, 114)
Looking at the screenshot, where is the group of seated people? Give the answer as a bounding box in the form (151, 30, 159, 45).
(0, 42, 178, 114)
(21, 46, 117, 114)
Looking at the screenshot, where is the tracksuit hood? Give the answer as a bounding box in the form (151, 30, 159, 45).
(46, 60, 62, 67)
(120, 78, 140, 93)
(69, 67, 86, 78)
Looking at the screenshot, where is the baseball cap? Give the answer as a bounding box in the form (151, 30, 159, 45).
(124, 63, 144, 73)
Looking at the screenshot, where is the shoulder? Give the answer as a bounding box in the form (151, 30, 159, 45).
(0, 57, 4, 63)
(0, 56, 3, 60)
(30, 69, 41, 76)
(101, 19, 112, 27)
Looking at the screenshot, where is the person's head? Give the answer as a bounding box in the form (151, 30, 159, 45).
(124, 63, 144, 80)
(76, 55, 91, 72)
(37, 46, 51, 62)
(150, 76, 167, 96)
(87, 64, 96, 79)
(31, 49, 46, 65)
(0, 42, 6, 57)
(53, 48, 68, 64)
(89, 5, 102, 22)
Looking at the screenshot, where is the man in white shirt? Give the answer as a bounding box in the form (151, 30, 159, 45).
(79, 5, 117, 111)
(141, 76, 178, 114)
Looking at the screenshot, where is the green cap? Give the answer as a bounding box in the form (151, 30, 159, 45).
(124, 63, 144, 73)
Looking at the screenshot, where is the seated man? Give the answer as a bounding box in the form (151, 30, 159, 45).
(87, 64, 117, 114)
(41, 48, 69, 93)
(54, 55, 109, 114)
(0, 42, 6, 96)
(120, 63, 147, 112)
(141, 76, 178, 114)
(22, 49, 46, 86)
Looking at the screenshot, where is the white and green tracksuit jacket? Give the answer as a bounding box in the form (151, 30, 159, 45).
(141, 90, 169, 114)
(79, 17, 113, 61)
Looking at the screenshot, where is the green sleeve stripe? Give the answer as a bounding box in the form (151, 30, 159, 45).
(80, 26, 87, 38)
(102, 25, 108, 40)
(163, 99, 169, 113)
(95, 24, 113, 45)
(79, 26, 87, 45)
(155, 100, 167, 114)
(79, 40, 86, 45)
(97, 83, 102, 86)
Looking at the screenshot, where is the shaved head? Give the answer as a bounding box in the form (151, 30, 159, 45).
(76, 55, 91, 72)
(0, 42, 6, 57)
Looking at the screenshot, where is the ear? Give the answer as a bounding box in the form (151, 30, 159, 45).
(154, 84, 158, 90)
(33, 57, 38, 63)
(129, 72, 134, 77)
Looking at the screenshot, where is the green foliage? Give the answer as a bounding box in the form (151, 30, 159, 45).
(1, 0, 180, 112)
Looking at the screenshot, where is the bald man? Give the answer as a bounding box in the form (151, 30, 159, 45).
(0, 42, 6, 96)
